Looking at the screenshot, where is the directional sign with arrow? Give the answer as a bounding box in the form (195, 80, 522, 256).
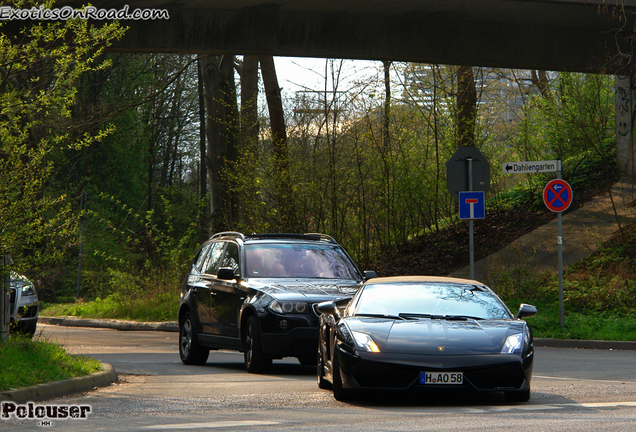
(502, 160, 559, 175)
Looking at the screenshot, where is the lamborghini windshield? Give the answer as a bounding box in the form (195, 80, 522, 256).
(352, 282, 511, 320)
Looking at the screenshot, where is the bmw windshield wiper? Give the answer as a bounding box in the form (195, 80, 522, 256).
(443, 315, 484, 321)
(399, 313, 444, 320)
(355, 313, 407, 320)
(398, 313, 484, 321)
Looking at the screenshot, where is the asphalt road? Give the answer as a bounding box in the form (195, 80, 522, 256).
(2, 325, 636, 431)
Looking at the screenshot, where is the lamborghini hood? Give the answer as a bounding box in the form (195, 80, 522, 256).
(346, 317, 526, 355)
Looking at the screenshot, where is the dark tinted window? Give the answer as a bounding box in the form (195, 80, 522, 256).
(194, 243, 212, 270)
(245, 243, 359, 279)
(353, 283, 510, 319)
(222, 242, 240, 275)
(202, 242, 224, 275)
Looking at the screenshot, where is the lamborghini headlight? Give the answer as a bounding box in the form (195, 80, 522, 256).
(501, 333, 523, 354)
(352, 331, 381, 353)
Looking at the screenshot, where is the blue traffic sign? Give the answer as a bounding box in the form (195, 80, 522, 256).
(459, 191, 485, 219)
(543, 179, 573, 212)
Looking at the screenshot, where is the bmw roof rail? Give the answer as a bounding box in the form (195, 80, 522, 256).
(304, 233, 338, 244)
(243, 233, 338, 244)
(210, 231, 246, 241)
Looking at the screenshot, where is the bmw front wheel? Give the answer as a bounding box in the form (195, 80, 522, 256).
(244, 316, 272, 373)
(179, 312, 209, 365)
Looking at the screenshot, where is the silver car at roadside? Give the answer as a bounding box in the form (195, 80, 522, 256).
(9, 271, 39, 337)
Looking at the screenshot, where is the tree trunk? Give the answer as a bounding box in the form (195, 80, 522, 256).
(197, 59, 209, 239)
(531, 70, 552, 99)
(259, 55, 295, 231)
(382, 60, 393, 247)
(456, 65, 477, 147)
(199, 55, 237, 232)
(239, 56, 260, 228)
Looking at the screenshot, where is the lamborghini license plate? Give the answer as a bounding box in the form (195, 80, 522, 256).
(420, 372, 463, 385)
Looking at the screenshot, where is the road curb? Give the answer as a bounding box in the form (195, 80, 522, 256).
(0, 363, 118, 404)
(534, 338, 636, 350)
(39, 316, 178, 332)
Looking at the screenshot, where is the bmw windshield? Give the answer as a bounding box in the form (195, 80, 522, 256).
(245, 243, 360, 279)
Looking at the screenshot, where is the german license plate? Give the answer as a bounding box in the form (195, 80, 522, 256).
(420, 372, 463, 385)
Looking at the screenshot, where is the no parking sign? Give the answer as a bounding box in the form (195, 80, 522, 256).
(543, 179, 573, 213)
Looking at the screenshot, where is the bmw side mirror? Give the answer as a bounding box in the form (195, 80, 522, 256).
(363, 270, 377, 280)
(217, 267, 236, 280)
(516, 303, 538, 319)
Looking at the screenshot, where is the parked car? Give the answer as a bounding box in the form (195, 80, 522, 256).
(178, 232, 375, 372)
(9, 271, 39, 337)
(316, 276, 537, 402)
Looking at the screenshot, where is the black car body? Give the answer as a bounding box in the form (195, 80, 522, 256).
(178, 232, 374, 372)
(317, 276, 537, 402)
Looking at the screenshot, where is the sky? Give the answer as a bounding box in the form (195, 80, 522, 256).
(272, 56, 382, 95)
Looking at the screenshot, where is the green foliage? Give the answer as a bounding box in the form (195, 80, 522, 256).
(0, 335, 101, 391)
(0, 0, 124, 269)
(67, 189, 203, 300)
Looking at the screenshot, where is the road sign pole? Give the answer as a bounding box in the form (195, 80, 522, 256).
(468, 157, 475, 280)
(1, 255, 11, 343)
(542, 161, 570, 327)
(557, 160, 564, 327)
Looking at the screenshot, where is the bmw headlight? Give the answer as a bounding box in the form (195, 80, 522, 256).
(352, 331, 381, 353)
(268, 300, 309, 314)
(501, 333, 523, 354)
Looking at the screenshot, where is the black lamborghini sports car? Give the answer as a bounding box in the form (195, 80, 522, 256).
(316, 276, 537, 402)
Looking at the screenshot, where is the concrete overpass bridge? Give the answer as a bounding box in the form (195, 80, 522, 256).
(54, 0, 636, 74)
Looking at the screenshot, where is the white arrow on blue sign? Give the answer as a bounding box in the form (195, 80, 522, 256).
(459, 191, 485, 219)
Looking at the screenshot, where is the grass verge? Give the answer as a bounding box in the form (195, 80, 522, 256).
(501, 222, 636, 341)
(41, 291, 178, 322)
(506, 297, 636, 341)
(0, 335, 102, 392)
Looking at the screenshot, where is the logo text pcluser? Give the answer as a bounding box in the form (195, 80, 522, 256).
(1, 402, 91, 420)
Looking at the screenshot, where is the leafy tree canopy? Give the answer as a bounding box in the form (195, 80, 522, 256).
(0, 0, 124, 263)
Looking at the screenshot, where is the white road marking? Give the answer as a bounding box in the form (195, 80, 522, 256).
(466, 401, 636, 413)
(534, 375, 636, 384)
(145, 420, 282, 430)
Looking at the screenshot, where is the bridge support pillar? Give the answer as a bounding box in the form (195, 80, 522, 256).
(615, 75, 636, 178)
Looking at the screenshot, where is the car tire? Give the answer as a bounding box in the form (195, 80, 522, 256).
(179, 312, 209, 365)
(244, 316, 272, 373)
(317, 344, 331, 390)
(504, 389, 531, 402)
(332, 351, 353, 401)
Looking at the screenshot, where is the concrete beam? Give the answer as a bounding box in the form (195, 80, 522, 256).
(47, 0, 636, 73)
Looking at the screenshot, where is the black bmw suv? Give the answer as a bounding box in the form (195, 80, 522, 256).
(178, 232, 375, 373)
